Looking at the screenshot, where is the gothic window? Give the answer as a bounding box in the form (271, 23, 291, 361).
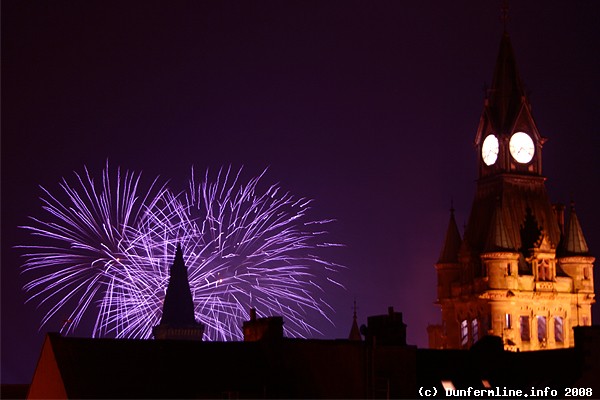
(538, 259, 550, 281)
(583, 267, 590, 280)
(507, 263, 512, 276)
(472, 319, 479, 344)
(520, 316, 530, 342)
(505, 313, 512, 329)
(554, 317, 564, 343)
(460, 320, 468, 346)
(537, 316, 547, 344)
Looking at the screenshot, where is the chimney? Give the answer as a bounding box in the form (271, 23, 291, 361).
(242, 308, 283, 342)
(364, 306, 407, 346)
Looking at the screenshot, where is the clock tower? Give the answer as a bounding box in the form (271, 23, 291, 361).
(429, 31, 595, 351)
(476, 32, 544, 179)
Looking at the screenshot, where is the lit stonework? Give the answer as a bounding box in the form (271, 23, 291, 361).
(428, 32, 595, 351)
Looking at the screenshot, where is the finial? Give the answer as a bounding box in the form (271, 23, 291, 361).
(352, 299, 358, 319)
(501, 0, 509, 33)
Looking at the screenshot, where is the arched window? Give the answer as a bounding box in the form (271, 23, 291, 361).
(554, 317, 564, 343)
(520, 316, 530, 342)
(537, 316, 547, 344)
(460, 320, 468, 346)
(471, 319, 479, 344)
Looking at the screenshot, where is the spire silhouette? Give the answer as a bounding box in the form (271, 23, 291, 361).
(153, 244, 204, 340)
(437, 207, 462, 263)
(348, 300, 361, 341)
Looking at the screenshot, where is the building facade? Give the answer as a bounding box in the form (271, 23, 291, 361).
(429, 32, 595, 351)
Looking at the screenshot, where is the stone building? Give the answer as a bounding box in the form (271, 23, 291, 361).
(429, 30, 595, 351)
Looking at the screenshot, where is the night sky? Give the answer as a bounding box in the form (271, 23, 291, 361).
(2, 1, 599, 384)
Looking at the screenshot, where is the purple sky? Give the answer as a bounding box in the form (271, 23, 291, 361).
(2, 1, 599, 384)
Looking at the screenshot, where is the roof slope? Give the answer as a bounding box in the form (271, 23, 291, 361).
(561, 204, 590, 256)
(464, 176, 560, 255)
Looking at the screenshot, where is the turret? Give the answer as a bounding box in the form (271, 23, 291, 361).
(435, 207, 462, 300)
(558, 204, 595, 295)
(481, 198, 519, 290)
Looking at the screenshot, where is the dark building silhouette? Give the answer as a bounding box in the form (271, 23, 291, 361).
(242, 308, 284, 342)
(152, 244, 205, 341)
(363, 306, 407, 346)
(25, 321, 600, 398)
(27, 307, 417, 399)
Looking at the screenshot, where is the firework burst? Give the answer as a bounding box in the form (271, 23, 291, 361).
(19, 164, 345, 340)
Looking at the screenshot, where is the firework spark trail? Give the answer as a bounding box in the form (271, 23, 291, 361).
(19, 162, 171, 337)
(136, 166, 346, 340)
(20, 164, 345, 340)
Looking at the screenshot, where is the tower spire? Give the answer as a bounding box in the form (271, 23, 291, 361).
(160, 244, 196, 326)
(488, 31, 527, 135)
(153, 244, 205, 340)
(501, 0, 509, 33)
(348, 299, 361, 341)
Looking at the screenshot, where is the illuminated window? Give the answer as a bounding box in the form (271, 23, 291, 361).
(520, 316, 530, 342)
(554, 317, 564, 343)
(537, 316, 547, 343)
(460, 320, 468, 346)
(505, 313, 512, 329)
(472, 319, 479, 344)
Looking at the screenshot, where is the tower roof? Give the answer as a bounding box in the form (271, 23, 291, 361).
(160, 244, 197, 326)
(463, 177, 561, 256)
(487, 32, 527, 135)
(561, 204, 590, 255)
(484, 198, 516, 252)
(437, 208, 462, 263)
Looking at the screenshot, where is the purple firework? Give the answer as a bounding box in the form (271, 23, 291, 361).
(18, 162, 171, 337)
(20, 164, 344, 340)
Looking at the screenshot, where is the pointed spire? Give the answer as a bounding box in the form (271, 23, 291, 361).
(160, 244, 197, 326)
(487, 32, 527, 134)
(485, 197, 516, 252)
(438, 206, 462, 263)
(348, 300, 361, 341)
(500, 0, 509, 33)
(561, 203, 590, 255)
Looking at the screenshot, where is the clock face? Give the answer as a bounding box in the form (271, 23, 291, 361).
(509, 132, 535, 163)
(481, 134, 499, 166)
